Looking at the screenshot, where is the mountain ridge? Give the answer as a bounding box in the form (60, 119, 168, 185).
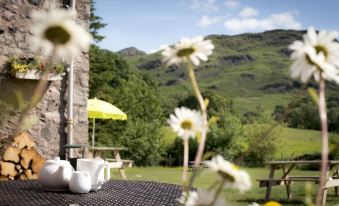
(117, 47, 146, 56)
(118, 29, 338, 114)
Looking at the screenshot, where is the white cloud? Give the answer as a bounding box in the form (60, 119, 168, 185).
(224, 12, 302, 33)
(183, 0, 219, 12)
(224, 1, 239, 9)
(290, 10, 300, 15)
(149, 44, 170, 54)
(196, 15, 221, 28)
(269, 12, 302, 29)
(239, 7, 259, 18)
(148, 48, 159, 54)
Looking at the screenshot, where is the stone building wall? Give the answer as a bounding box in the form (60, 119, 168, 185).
(0, 0, 90, 158)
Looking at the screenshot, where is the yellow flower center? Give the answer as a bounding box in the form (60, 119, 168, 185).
(231, 163, 240, 171)
(305, 54, 314, 65)
(315, 45, 328, 58)
(44, 25, 71, 45)
(218, 171, 236, 182)
(181, 120, 193, 130)
(264, 201, 282, 206)
(177, 48, 195, 57)
(305, 44, 328, 68)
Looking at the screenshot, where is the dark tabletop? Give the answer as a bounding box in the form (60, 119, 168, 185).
(0, 180, 183, 206)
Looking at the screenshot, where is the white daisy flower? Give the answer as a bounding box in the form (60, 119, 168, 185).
(205, 155, 252, 192)
(177, 190, 226, 206)
(29, 9, 92, 60)
(161, 36, 214, 66)
(289, 27, 339, 83)
(168, 107, 202, 139)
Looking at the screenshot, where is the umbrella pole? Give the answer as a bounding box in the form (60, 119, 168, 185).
(92, 118, 95, 147)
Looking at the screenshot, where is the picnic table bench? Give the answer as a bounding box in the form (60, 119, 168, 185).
(257, 160, 339, 205)
(90, 147, 133, 180)
(188, 161, 208, 171)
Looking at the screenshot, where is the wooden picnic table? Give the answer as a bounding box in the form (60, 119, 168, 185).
(90, 147, 132, 180)
(257, 160, 339, 204)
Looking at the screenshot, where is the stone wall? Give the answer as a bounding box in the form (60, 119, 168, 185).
(0, 0, 90, 159)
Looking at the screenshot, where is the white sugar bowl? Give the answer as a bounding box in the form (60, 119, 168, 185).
(69, 171, 91, 194)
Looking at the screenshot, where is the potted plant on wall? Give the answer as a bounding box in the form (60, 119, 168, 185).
(8, 57, 65, 81)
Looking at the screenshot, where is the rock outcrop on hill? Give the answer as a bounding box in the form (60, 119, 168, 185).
(117, 47, 146, 56)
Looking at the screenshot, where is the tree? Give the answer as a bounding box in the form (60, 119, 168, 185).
(89, 45, 165, 165)
(90, 0, 107, 42)
(178, 91, 234, 116)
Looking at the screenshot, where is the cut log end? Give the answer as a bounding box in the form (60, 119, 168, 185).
(0, 161, 17, 177)
(32, 156, 45, 175)
(20, 148, 38, 169)
(25, 169, 32, 179)
(14, 132, 35, 149)
(1, 132, 45, 181)
(31, 174, 38, 180)
(19, 174, 28, 180)
(3, 146, 20, 163)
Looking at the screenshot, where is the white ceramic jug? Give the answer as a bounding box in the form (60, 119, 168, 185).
(69, 171, 91, 194)
(77, 158, 110, 191)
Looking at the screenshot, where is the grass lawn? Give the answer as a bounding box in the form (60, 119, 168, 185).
(112, 167, 339, 206)
(233, 93, 293, 115)
(162, 125, 326, 159)
(274, 128, 322, 159)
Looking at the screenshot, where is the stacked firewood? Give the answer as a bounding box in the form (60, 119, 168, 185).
(0, 132, 45, 181)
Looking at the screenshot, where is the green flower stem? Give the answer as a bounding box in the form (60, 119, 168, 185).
(315, 77, 329, 206)
(209, 179, 225, 206)
(208, 180, 220, 191)
(187, 62, 208, 168)
(182, 136, 189, 190)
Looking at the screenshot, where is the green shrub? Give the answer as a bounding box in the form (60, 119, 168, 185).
(232, 123, 280, 167)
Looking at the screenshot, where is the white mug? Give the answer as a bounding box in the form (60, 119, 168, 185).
(76, 158, 110, 190)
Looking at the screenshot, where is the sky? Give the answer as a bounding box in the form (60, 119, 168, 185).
(95, 0, 339, 53)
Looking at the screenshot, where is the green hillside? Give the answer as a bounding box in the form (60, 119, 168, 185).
(162, 125, 339, 160)
(274, 127, 321, 159)
(111, 30, 339, 164)
(122, 30, 310, 114)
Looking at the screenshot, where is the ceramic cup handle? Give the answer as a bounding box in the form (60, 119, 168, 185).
(104, 161, 110, 181)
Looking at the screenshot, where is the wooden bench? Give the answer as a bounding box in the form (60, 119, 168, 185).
(106, 158, 133, 168)
(258, 176, 339, 205)
(258, 177, 320, 187)
(90, 147, 130, 180)
(259, 160, 339, 204)
(257, 177, 321, 201)
(322, 178, 339, 205)
(188, 161, 208, 171)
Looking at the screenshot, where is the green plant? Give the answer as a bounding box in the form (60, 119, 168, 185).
(8, 57, 29, 73)
(89, 45, 165, 166)
(8, 56, 65, 74)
